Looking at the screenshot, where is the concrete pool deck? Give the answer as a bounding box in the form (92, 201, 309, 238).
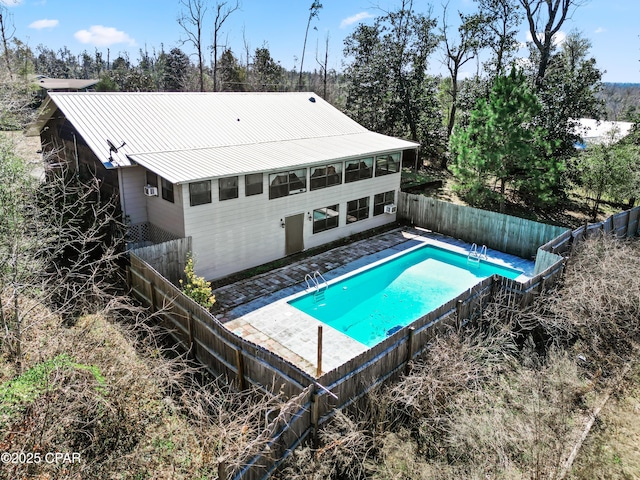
(219, 226, 535, 377)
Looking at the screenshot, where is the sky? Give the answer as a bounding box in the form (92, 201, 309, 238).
(2, 0, 639, 83)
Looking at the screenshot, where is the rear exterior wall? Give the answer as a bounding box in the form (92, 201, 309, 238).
(182, 166, 401, 280)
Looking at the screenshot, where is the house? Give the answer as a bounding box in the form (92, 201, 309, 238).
(574, 118, 634, 149)
(30, 92, 419, 280)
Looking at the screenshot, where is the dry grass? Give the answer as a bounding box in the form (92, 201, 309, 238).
(0, 298, 294, 479)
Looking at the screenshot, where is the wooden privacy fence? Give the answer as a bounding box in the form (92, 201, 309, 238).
(126, 204, 640, 480)
(397, 193, 569, 259)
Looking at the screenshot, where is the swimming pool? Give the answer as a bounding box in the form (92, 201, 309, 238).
(288, 244, 522, 347)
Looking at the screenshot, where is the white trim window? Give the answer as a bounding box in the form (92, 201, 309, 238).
(345, 158, 373, 183)
(245, 173, 263, 196)
(375, 152, 401, 176)
(313, 205, 339, 233)
(310, 162, 342, 190)
(373, 190, 395, 216)
(189, 180, 212, 206)
(269, 168, 307, 199)
(219, 176, 239, 201)
(347, 196, 369, 223)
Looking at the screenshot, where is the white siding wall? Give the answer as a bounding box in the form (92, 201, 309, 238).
(120, 166, 147, 224)
(147, 182, 186, 238)
(121, 167, 186, 238)
(183, 168, 401, 280)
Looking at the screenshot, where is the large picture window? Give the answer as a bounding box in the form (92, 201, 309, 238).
(269, 169, 307, 199)
(219, 176, 239, 200)
(161, 176, 174, 203)
(345, 158, 373, 183)
(375, 152, 401, 176)
(347, 196, 369, 223)
(313, 205, 339, 234)
(310, 163, 342, 190)
(373, 190, 395, 216)
(189, 180, 211, 206)
(245, 173, 263, 196)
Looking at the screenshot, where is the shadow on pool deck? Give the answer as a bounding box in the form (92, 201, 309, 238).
(215, 226, 535, 377)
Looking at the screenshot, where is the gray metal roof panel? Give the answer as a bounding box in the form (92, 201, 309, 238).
(44, 92, 418, 180)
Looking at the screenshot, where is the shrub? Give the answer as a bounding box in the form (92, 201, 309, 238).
(179, 254, 216, 309)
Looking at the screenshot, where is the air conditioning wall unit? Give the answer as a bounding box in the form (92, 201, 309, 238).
(384, 204, 397, 214)
(144, 185, 158, 197)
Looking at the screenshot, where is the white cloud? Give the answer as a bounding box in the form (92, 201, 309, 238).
(29, 19, 59, 30)
(595, 27, 606, 34)
(526, 30, 566, 46)
(0, 0, 23, 6)
(340, 12, 374, 29)
(74, 25, 135, 47)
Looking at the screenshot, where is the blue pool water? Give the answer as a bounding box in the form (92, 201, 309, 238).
(288, 244, 522, 347)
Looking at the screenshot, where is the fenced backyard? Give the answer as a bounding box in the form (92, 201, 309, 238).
(127, 198, 640, 480)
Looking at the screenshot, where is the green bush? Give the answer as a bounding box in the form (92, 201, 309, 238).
(179, 254, 216, 309)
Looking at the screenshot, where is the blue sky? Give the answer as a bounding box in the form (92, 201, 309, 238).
(3, 0, 639, 83)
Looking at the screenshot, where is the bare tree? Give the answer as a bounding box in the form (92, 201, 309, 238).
(476, 0, 523, 79)
(0, 5, 15, 79)
(315, 32, 330, 100)
(298, 1, 322, 91)
(0, 137, 126, 373)
(441, 3, 489, 138)
(178, 0, 208, 92)
(212, 1, 240, 92)
(519, 0, 585, 88)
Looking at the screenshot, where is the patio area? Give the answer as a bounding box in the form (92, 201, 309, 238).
(218, 226, 535, 377)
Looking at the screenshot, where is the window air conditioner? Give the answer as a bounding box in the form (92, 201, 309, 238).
(384, 204, 397, 214)
(144, 185, 158, 196)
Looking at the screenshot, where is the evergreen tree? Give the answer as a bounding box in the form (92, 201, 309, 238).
(343, 0, 445, 162)
(451, 68, 559, 212)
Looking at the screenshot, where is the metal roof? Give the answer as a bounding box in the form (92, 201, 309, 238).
(37, 78, 99, 90)
(40, 92, 418, 182)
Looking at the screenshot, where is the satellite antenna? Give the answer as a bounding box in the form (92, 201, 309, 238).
(107, 139, 126, 153)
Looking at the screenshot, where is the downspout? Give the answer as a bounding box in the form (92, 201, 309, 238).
(117, 167, 127, 222)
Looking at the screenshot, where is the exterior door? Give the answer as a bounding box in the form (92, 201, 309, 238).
(285, 213, 304, 255)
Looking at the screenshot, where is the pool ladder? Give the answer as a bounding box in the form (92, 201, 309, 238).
(305, 270, 328, 302)
(467, 243, 487, 266)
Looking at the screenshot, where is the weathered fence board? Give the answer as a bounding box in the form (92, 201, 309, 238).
(397, 193, 569, 260)
(132, 237, 192, 284)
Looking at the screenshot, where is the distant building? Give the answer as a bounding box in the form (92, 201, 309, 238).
(30, 92, 418, 280)
(574, 118, 634, 149)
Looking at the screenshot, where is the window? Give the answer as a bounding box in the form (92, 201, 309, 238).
(375, 152, 401, 176)
(310, 163, 342, 190)
(345, 158, 373, 183)
(245, 173, 263, 196)
(189, 180, 211, 206)
(347, 196, 369, 223)
(269, 168, 307, 199)
(313, 205, 339, 234)
(374, 190, 395, 216)
(145, 170, 158, 188)
(219, 176, 239, 200)
(161, 176, 174, 203)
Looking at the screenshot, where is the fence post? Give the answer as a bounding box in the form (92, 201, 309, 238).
(187, 311, 196, 359)
(317, 325, 323, 377)
(311, 386, 320, 450)
(235, 347, 246, 390)
(456, 299, 463, 329)
(406, 327, 415, 374)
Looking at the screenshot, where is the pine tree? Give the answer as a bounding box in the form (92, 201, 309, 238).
(451, 67, 559, 212)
